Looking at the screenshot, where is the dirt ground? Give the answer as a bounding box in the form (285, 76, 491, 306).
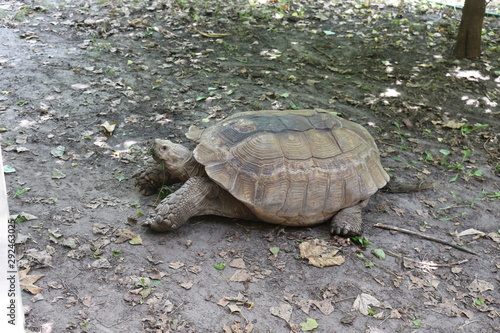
(1, 0, 499, 332)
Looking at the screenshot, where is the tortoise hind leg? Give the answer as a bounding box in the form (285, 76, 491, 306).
(143, 176, 257, 232)
(330, 199, 369, 237)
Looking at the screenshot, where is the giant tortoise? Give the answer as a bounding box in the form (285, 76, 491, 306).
(135, 109, 390, 236)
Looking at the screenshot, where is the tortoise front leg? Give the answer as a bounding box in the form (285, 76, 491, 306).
(134, 158, 178, 196)
(330, 199, 369, 237)
(142, 176, 257, 232)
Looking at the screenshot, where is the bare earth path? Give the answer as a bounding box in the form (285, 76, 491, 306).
(1, 0, 499, 332)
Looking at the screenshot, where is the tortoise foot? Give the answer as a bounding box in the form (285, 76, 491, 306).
(330, 200, 368, 237)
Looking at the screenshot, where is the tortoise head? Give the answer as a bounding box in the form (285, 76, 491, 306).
(152, 139, 203, 181)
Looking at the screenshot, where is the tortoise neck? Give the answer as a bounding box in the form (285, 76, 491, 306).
(175, 153, 206, 182)
(185, 153, 207, 179)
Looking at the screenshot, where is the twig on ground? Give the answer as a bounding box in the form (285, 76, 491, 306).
(385, 250, 469, 267)
(373, 223, 479, 256)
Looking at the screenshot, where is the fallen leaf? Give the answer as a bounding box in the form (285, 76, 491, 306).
(486, 232, 500, 243)
(408, 276, 425, 290)
(224, 293, 247, 302)
(371, 249, 386, 260)
(229, 258, 246, 269)
(467, 279, 494, 293)
(99, 121, 117, 136)
(40, 322, 53, 333)
(188, 265, 202, 274)
(229, 269, 251, 282)
(270, 303, 292, 322)
(129, 234, 143, 245)
(51, 169, 66, 179)
(180, 281, 193, 290)
(453, 228, 486, 238)
(434, 300, 473, 318)
(228, 304, 241, 314)
(300, 318, 319, 331)
(11, 212, 38, 221)
(91, 258, 111, 269)
(25, 248, 53, 266)
(19, 268, 44, 294)
(92, 223, 110, 235)
(390, 309, 402, 319)
(312, 300, 334, 315)
(351, 293, 381, 315)
(4, 165, 16, 173)
(60, 238, 78, 249)
(214, 262, 226, 270)
(169, 261, 185, 269)
(114, 229, 135, 243)
(299, 239, 345, 267)
(243, 322, 254, 333)
(50, 146, 65, 158)
(82, 294, 93, 307)
(140, 287, 152, 299)
(442, 120, 466, 129)
(217, 298, 230, 307)
(297, 300, 312, 314)
(269, 247, 280, 255)
(71, 83, 90, 90)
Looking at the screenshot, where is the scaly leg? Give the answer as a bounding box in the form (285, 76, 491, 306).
(143, 176, 257, 232)
(134, 158, 178, 196)
(330, 199, 369, 237)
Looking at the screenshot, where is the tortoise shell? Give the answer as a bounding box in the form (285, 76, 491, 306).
(186, 109, 389, 227)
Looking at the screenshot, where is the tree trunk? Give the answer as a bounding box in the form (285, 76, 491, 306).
(453, 0, 486, 58)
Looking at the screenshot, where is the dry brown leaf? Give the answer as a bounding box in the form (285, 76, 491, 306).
(188, 265, 202, 274)
(229, 269, 251, 282)
(391, 207, 405, 216)
(217, 298, 230, 307)
(390, 309, 402, 319)
(244, 322, 254, 333)
(40, 322, 53, 333)
(270, 303, 292, 322)
(435, 300, 473, 318)
(229, 258, 246, 269)
(453, 228, 486, 238)
(169, 261, 185, 270)
(299, 239, 345, 267)
(19, 267, 44, 294)
(296, 300, 312, 314)
(467, 279, 494, 293)
(99, 121, 117, 136)
(408, 276, 425, 290)
(486, 232, 500, 243)
(70, 83, 90, 90)
(351, 293, 381, 315)
(148, 268, 164, 280)
(82, 294, 93, 307)
(228, 304, 241, 314)
(312, 299, 334, 315)
(180, 281, 193, 290)
(114, 229, 136, 243)
(442, 120, 465, 129)
(25, 248, 53, 266)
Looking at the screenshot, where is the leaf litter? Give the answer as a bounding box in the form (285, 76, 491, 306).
(2, 0, 499, 331)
